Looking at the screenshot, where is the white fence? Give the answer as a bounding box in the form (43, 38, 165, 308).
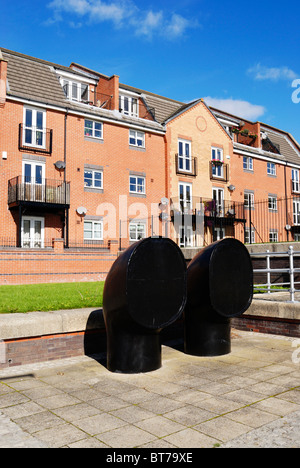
(251, 246, 300, 303)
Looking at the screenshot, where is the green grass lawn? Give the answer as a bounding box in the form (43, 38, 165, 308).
(0, 282, 105, 314)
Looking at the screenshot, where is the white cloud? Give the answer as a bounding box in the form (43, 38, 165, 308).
(248, 63, 297, 81)
(204, 97, 266, 121)
(47, 0, 196, 39)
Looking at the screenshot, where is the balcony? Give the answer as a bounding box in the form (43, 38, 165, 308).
(19, 124, 53, 154)
(8, 177, 70, 208)
(175, 154, 198, 177)
(209, 160, 229, 182)
(170, 197, 245, 224)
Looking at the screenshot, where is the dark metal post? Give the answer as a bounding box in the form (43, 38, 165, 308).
(103, 237, 187, 373)
(184, 238, 253, 357)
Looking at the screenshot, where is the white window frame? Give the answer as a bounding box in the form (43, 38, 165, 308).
(293, 199, 300, 226)
(179, 182, 193, 212)
(84, 120, 103, 139)
(243, 156, 253, 171)
(129, 175, 146, 195)
(269, 230, 278, 242)
(267, 162, 276, 176)
(119, 93, 139, 117)
(292, 169, 300, 193)
(22, 160, 45, 184)
(245, 227, 255, 244)
(178, 139, 192, 173)
(21, 216, 45, 249)
(179, 225, 193, 248)
(23, 107, 46, 149)
(211, 147, 224, 178)
(268, 195, 277, 211)
(84, 220, 103, 241)
(61, 78, 89, 102)
(212, 187, 225, 216)
(84, 169, 103, 190)
(129, 221, 146, 242)
(244, 191, 254, 209)
(129, 130, 145, 148)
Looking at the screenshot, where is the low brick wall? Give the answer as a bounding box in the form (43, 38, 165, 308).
(0, 299, 299, 369)
(0, 308, 106, 369)
(0, 247, 118, 285)
(232, 299, 300, 338)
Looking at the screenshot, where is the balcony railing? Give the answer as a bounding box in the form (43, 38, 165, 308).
(209, 160, 229, 182)
(171, 197, 245, 221)
(175, 154, 197, 177)
(8, 177, 70, 207)
(18, 124, 53, 154)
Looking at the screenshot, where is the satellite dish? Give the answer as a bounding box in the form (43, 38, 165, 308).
(159, 197, 169, 211)
(54, 161, 65, 170)
(76, 207, 87, 216)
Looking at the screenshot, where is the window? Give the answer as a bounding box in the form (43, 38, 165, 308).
(178, 139, 192, 172)
(179, 226, 193, 248)
(129, 222, 146, 242)
(84, 120, 103, 139)
(211, 147, 224, 178)
(84, 169, 103, 189)
(212, 187, 224, 216)
(179, 182, 192, 212)
(292, 169, 300, 193)
(22, 216, 44, 249)
(62, 79, 89, 102)
(269, 230, 278, 242)
(22, 160, 45, 185)
(243, 156, 253, 171)
(268, 195, 277, 211)
(245, 227, 255, 244)
(129, 130, 145, 147)
(293, 199, 300, 225)
(23, 107, 46, 148)
(119, 94, 138, 117)
(84, 220, 103, 240)
(244, 191, 254, 208)
(267, 162, 276, 176)
(130, 175, 145, 194)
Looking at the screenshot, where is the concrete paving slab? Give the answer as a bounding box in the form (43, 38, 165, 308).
(0, 330, 299, 448)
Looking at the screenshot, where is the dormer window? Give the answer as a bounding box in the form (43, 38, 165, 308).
(62, 79, 88, 102)
(57, 70, 96, 104)
(119, 91, 139, 117)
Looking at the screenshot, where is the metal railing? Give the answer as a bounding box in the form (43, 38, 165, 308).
(175, 155, 198, 177)
(18, 124, 53, 154)
(251, 246, 300, 302)
(8, 177, 70, 206)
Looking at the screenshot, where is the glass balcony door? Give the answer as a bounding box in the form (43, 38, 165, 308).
(22, 161, 45, 202)
(179, 182, 192, 213)
(21, 216, 45, 248)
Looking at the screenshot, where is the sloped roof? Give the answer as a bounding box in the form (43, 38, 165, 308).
(1, 48, 164, 133)
(209, 107, 300, 167)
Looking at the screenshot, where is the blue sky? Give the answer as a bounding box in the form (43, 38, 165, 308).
(1, 0, 300, 142)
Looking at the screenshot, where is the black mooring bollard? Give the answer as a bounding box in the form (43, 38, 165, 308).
(103, 237, 187, 373)
(184, 238, 253, 357)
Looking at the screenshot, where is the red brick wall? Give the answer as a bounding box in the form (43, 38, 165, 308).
(0, 246, 118, 285)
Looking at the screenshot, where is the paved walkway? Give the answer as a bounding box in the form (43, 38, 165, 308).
(0, 330, 299, 448)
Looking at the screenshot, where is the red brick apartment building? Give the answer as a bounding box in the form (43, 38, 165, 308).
(1, 47, 300, 284)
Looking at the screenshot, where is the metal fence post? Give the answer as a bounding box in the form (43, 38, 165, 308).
(289, 245, 295, 302)
(266, 250, 271, 294)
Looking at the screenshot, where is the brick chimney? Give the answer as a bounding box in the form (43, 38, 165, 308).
(95, 74, 119, 111)
(0, 50, 8, 108)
